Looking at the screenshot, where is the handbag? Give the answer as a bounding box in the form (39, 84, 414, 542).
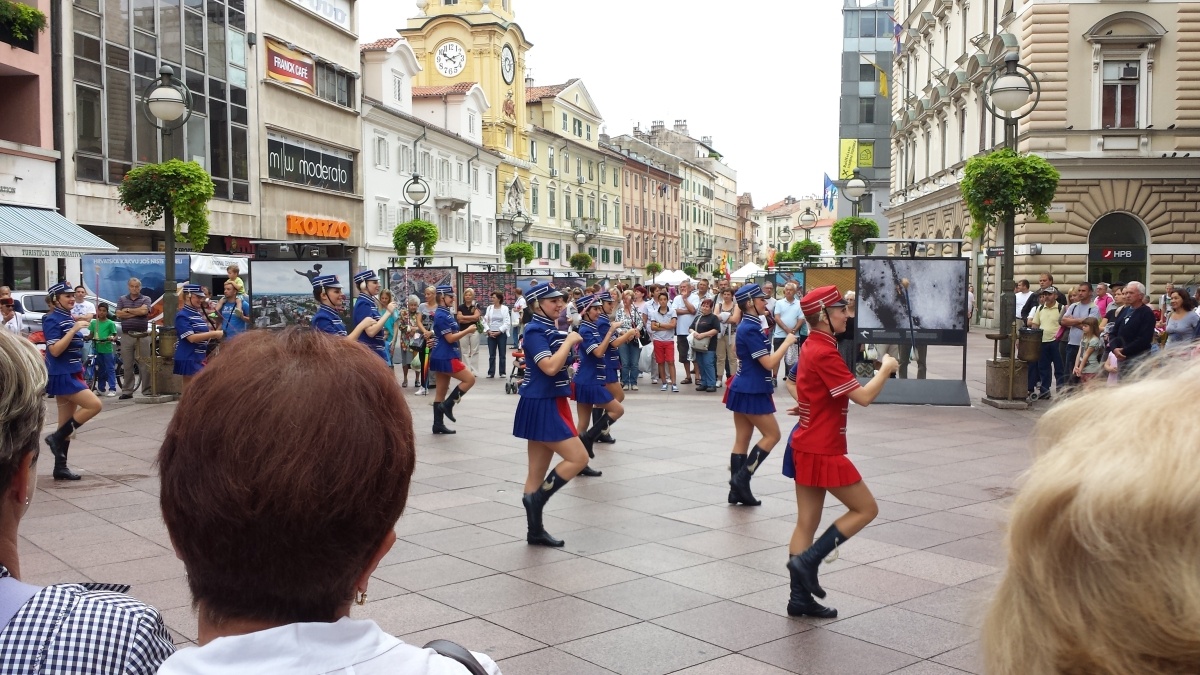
(784, 341, 798, 367)
(423, 640, 490, 675)
(863, 344, 879, 361)
(639, 322, 652, 346)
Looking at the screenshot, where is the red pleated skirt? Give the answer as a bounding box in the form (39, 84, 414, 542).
(791, 451, 862, 488)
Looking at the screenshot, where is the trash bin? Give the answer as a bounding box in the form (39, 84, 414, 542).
(1018, 328, 1043, 363)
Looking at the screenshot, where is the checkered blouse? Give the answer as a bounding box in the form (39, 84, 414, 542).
(0, 565, 175, 674)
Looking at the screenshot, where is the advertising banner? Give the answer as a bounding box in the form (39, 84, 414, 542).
(839, 139, 859, 179)
(267, 132, 354, 194)
(248, 259, 351, 329)
(265, 38, 315, 94)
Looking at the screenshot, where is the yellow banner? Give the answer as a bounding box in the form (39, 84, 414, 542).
(839, 139, 858, 179)
(858, 141, 875, 168)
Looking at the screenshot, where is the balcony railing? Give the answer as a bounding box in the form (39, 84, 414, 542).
(434, 180, 471, 211)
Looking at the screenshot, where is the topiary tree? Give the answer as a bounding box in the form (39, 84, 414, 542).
(830, 216, 879, 256)
(960, 148, 1060, 239)
(118, 159, 215, 249)
(645, 261, 663, 277)
(568, 252, 594, 272)
(392, 219, 439, 266)
(682, 264, 698, 278)
(793, 239, 822, 263)
(504, 242, 536, 269)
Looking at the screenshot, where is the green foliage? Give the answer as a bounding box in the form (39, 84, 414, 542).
(0, 0, 47, 42)
(392, 219, 439, 265)
(682, 264, 699, 278)
(793, 239, 822, 262)
(118, 160, 215, 250)
(645, 261, 664, 277)
(960, 148, 1060, 239)
(830, 217, 879, 256)
(568, 252, 594, 272)
(504, 242, 535, 268)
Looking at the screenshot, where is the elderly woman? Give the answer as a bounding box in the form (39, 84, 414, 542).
(456, 288, 482, 372)
(396, 294, 424, 387)
(0, 331, 175, 671)
(615, 289, 644, 391)
(417, 286, 439, 394)
(983, 358, 1200, 675)
(156, 329, 500, 673)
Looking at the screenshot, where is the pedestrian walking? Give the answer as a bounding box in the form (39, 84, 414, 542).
(173, 284, 223, 391)
(484, 291, 510, 378)
(726, 283, 796, 506)
(514, 283, 588, 547)
(572, 294, 615, 477)
(42, 282, 101, 480)
(430, 286, 477, 435)
(784, 285, 899, 618)
(352, 270, 396, 363)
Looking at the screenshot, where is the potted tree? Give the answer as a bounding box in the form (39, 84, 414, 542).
(960, 148, 1059, 239)
(682, 264, 699, 279)
(569, 252, 594, 272)
(645, 261, 663, 278)
(793, 239, 822, 264)
(392, 218, 439, 267)
(118, 159, 215, 250)
(830, 216, 880, 257)
(504, 242, 536, 270)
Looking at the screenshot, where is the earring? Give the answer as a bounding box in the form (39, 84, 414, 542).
(354, 590, 367, 606)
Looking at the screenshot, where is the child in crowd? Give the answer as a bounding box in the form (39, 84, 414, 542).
(1072, 317, 1104, 387)
(227, 265, 246, 296)
(89, 303, 119, 395)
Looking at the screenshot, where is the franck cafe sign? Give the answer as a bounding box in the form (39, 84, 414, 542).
(265, 38, 315, 95)
(267, 131, 354, 194)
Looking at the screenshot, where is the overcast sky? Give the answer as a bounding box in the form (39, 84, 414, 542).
(357, 0, 844, 208)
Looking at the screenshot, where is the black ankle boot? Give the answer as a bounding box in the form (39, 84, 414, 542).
(440, 386, 464, 422)
(728, 454, 745, 504)
(786, 525, 847, 599)
(52, 440, 81, 481)
(729, 446, 767, 506)
(787, 555, 837, 618)
(579, 465, 603, 477)
(432, 407, 456, 435)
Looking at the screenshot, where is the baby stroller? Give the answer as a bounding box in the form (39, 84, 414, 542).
(505, 337, 525, 394)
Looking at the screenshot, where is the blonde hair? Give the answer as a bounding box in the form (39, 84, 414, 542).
(0, 331, 46, 489)
(982, 358, 1200, 674)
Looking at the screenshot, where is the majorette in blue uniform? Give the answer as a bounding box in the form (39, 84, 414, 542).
(514, 282, 599, 548)
(309, 274, 349, 336)
(42, 281, 94, 481)
(572, 295, 612, 405)
(428, 285, 476, 435)
(594, 290, 623, 444)
(352, 269, 389, 361)
(174, 284, 214, 377)
(725, 282, 797, 507)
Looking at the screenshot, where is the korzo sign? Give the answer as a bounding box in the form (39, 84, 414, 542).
(268, 136, 354, 194)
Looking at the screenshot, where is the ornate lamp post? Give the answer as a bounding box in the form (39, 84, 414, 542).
(983, 52, 1041, 328)
(141, 65, 192, 320)
(843, 169, 867, 218)
(799, 207, 817, 240)
(400, 173, 431, 267)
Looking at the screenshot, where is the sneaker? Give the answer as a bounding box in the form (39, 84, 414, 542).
(671, 384, 679, 393)
(1026, 391, 1039, 403)
(104, 391, 117, 397)
(631, 385, 638, 391)
(622, 384, 629, 391)
(652, 377, 659, 384)
(661, 384, 668, 392)
(415, 387, 427, 396)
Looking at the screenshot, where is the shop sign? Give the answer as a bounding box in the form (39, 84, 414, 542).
(286, 214, 351, 239)
(265, 38, 316, 94)
(287, 0, 351, 31)
(0, 246, 86, 258)
(1090, 247, 1145, 262)
(267, 132, 355, 194)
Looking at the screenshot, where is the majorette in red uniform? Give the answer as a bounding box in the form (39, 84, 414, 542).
(781, 285, 899, 619)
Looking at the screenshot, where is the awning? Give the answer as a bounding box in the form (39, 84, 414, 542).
(0, 205, 118, 258)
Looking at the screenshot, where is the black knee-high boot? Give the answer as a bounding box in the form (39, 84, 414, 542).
(596, 409, 615, 444)
(728, 454, 745, 504)
(787, 524, 847, 599)
(439, 386, 465, 422)
(53, 439, 81, 481)
(729, 445, 767, 506)
(523, 469, 569, 547)
(432, 406, 456, 434)
(787, 555, 837, 618)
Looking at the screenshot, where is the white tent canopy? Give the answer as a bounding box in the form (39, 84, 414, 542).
(730, 262, 764, 281)
(652, 269, 691, 285)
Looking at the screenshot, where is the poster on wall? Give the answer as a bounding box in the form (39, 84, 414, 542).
(771, 270, 805, 295)
(854, 257, 968, 345)
(265, 38, 315, 94)
(387, 267, 456, 304)
(460, 271, 518, 313)
(248, 259, 351, 329)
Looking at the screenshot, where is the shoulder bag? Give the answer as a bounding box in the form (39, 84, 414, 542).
(424, 639, 490, 675)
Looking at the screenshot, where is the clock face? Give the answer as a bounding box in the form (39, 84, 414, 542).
(435, 41, 466, 77)
(501, 44, 515, 85)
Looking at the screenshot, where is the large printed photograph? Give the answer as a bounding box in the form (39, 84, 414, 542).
(249, 259, 351, 329)
(515, 274, 586, 298)
(855, 257, 968, 345)
(461, 272, 517, 313)
(387, 267, 456, 303)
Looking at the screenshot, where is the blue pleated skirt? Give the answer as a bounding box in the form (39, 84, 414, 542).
(46, 372, 86, 396)
(429, 357, 465, 373)
(604, 366, 619, 384)
(725, 390, 776, 415)
(572, 383, 614, 405)
(514, 396, 577, 442)
(173, 358, 205, 376)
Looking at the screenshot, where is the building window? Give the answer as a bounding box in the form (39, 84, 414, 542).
(444, 0, 458, 5)
(468, 112, 476, 135)
(505, 127, 513, 150)
(548, 188, 556, 217)
(377, 201, 389, 233)
(530, 140, 537, 162)
(486, 172, 493, 196)
(562, 112, 568, 131)
(472, 167, 479, 192)
(612, 168, 618, 187)
(455, 216, 466, 241)
(588, 161, 594, 180)
(438, 214, 450, 239)
(859, 98, 875, 124)
(548, 147, 554, 170)
(939, 118, 948, 172)
(577, 194, 583, 218)
(572, 118, 583, 137)
(586, 124, 592, 140)
(601, 199, 608, 226)
(393, 74, 403, 101)
(471, 218, 482, 244)
(564, 190, 572, 219)
(624, 170, 629, 186)
(315, 62, 355, 109)
(1102, 60, 1140, 129)
(531, 186, 539, 215)
(958, 107, 967, 163)
(563, 151, 569, 173)
(614, 250, 622, 265)
(534, 241, 543, 258)
(576, 158, 582, 176)
(374, 136, 389, 169)
(859, 63, 875, 82)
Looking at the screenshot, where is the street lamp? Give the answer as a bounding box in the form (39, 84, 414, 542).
(799, 207, 816, 240)
(844, 169, 867, 218)
(141, 65, 192, 321)
(983, 52, 1042, 331)
(403, 174, 431, 208)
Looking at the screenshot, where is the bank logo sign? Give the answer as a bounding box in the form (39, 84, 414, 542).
(287, 0, 351, 31)
(267, 132, 355, 194)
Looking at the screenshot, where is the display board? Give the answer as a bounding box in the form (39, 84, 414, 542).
(802, 267, 856, 297)
(854, 257, 968, 346)
(460, 271, 518, 313)
(387, 267, 457, 304)
(248, 259, 351, 329)
(771, 270, 804, 295)
(515, 273, 586, 297)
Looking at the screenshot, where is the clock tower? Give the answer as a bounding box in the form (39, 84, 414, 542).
(401, 0, 533, 216)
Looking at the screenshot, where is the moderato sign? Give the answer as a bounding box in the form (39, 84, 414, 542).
(265, 38, 315, 94)
(267, 132, 355, 194)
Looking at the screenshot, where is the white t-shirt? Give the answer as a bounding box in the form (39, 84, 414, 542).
(72, 299, 97, 337)
(646, 304, 678, 342)
(1014, 291, 1032, 318)
(3, 311, 23, 334)
(671, 292, 699, 335)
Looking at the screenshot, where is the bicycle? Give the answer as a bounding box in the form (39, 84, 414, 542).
(85, 336, 142, 395)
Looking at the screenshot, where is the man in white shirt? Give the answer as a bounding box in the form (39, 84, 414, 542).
(967, 284, 976, 324)
(71, 285, 97, 377)
(771, 281, 803, 384)
(647, 290, 679, 391)
(671, 280, 699, 384)
(1014, 280, 1033, 321)
(1159, 282, 1175, 314)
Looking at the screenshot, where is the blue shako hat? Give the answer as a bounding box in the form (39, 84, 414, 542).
(181, 283, 206, 297)
(525, 282, 564, 302)
(596, 290, 614, 303)
(734, 283, 767, 303)
(435, 285, 455, 296)
(353, 270, 379, 285)
(48, 282, 73, 296)
(574, 294, 596, 313)
(311, 275, 343, 289)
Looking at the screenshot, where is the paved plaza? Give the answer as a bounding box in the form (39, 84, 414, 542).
(21, 331, 1041, 674)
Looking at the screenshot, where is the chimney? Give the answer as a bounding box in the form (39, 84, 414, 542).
(651, 120, 665, 133)
(599, 132, 610, 144)
(701, 136, 712, 146)
(524, 73, 534, 89)
(674, 119, 688, 135)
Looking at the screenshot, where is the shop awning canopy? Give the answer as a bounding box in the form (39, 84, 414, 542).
(0, 205, 118, 258)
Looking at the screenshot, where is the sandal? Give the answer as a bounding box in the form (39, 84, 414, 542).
(402, 381, 409, 388)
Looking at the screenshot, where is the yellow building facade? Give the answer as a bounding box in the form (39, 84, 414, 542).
(400, 0, 533, 219)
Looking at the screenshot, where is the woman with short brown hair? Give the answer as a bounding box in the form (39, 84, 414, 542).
(156, 329, 499, 673)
